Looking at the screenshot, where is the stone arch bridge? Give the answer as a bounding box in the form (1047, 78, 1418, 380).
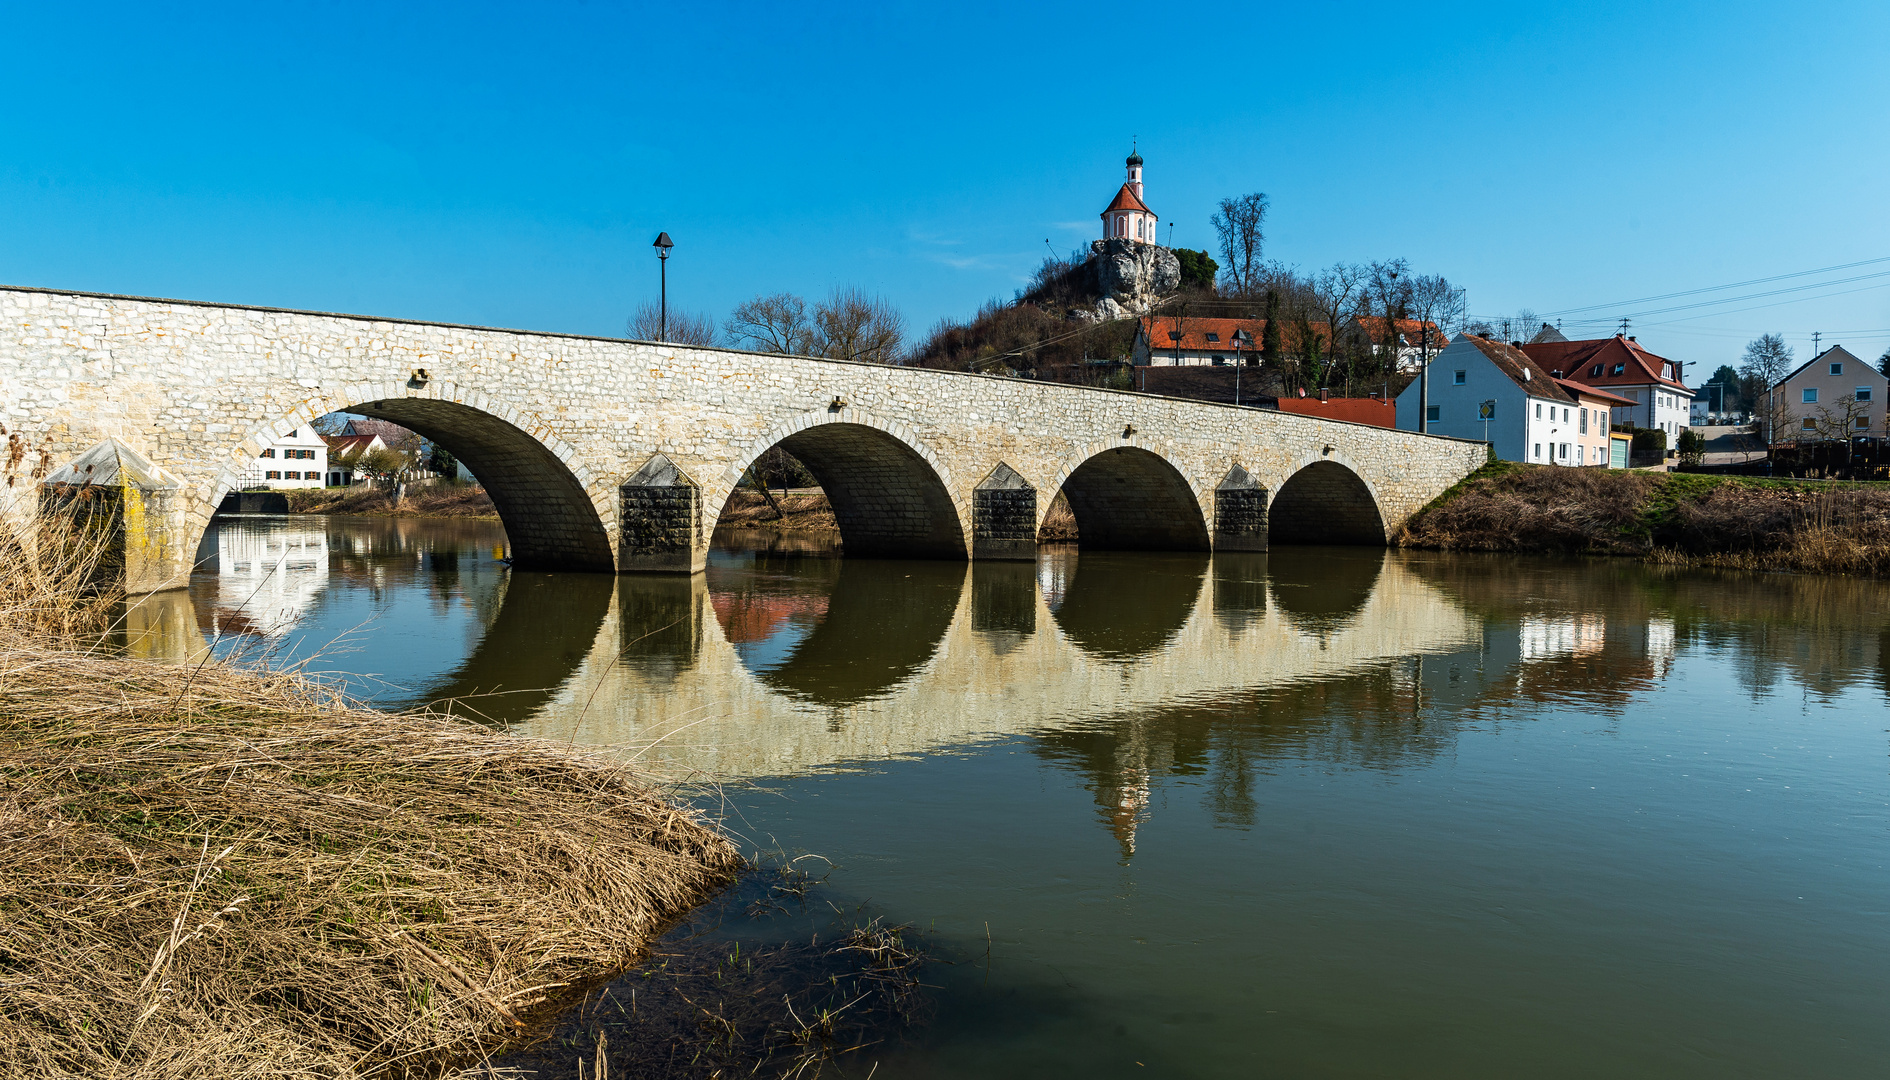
(0, 287, 1487, 592)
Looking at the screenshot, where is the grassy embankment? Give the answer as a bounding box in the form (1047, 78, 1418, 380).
(0, 515, 740, 1078)
(286, 483, 497, 519)
(1398, 462, 1890, 575)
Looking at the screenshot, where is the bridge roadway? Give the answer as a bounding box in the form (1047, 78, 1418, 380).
(0, 287, 1487, 591)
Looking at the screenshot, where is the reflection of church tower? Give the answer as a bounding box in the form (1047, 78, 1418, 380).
(1100, 146, 1159, 244)
(1093, 722, 1156, 861)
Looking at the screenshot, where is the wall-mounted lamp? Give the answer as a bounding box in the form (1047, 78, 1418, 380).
(1322, 444, 1334, 456)
(1122, 423, 1136, 438)
(829, 396, 846, 411)
(408, 368, 431, 387)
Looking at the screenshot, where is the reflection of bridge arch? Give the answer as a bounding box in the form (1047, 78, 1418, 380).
(711, 411, 968, 559)
(220, 389, 614, 571)
(1049, 551, 1208, 660)
(1268, 454, 1387, 546)
(708, 557, 967, 706)
(1048, 444, 1211, 551)
(421, 569, 615, 725)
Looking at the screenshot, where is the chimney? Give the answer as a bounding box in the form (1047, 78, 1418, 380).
(1319, 387, 1329, 402)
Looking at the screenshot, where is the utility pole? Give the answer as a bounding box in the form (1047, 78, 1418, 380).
(1618, 316, 1630, 336)
(1813, 331, 1823, 356)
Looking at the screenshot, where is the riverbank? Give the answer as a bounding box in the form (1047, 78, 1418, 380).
(0, 530, 740, 1078)
(1397, 463, 1890, 575)
(719, 488, 1081, 541)
(286, 483, 497, 518)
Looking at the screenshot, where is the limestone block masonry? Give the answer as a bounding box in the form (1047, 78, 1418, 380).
(0, 287, 1488, 592)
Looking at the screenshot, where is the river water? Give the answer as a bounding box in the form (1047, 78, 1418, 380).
(129, 514, 1890, 1078)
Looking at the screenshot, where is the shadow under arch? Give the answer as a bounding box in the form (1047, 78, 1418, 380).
(1268, 459, 1387, 546)
(417, 569, 615, 726)
(719, 421, 966, 559)
(344, 397, 614, 571)
(1265, 546, 1387, 637)
(1055, 446, 1211, 551)
(1050, 551, 1207, 661)
(707, 556, 966, 706)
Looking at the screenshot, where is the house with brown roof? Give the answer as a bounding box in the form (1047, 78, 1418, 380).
(1759, 345, 1887, 445)
(320, 433, 387, 486)
(1520, 334, 1692, 441)
(1396, 334, 1633, 465)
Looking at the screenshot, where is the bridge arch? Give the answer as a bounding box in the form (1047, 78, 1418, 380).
(1047, 444, 1211, 551)
(1267, 454, 1387, 546)
(710, 410, 968, 559)
(217, 384, 615, 572)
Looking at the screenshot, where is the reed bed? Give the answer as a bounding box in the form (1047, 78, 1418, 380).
(285, 484, 498, 519)
(1399, 464, 1890, 576)
(715, 490, 840, 533)
(0, 503, 742, 1079)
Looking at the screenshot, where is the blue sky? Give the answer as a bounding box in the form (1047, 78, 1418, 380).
(2, 1, 1886, 372)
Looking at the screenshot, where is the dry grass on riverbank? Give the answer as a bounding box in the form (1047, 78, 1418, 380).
(717, 488, 840, 532)
(286, 483, 497, 519)
(0, 513, 741, 1079)
(1398, 463, 1890, 575)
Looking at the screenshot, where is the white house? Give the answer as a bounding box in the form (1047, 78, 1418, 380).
(247, 425, 328, 489)
(1397, 334, 1631, 466)
(320, 433, 387, 486)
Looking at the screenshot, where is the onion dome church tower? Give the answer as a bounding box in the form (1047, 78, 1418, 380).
(1101, 146, 1158, 244)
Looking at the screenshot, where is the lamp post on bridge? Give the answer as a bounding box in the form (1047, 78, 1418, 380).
(652, 232, 674, 342)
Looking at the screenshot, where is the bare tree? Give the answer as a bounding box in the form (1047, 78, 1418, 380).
(1210, 193, 1269, 296)
(1806, 393, 1874, 465)
(1306, 262, 1367, 387)
(1365, 259, 1413, 373)
(1741, 333, 1795, 441)
(725, 293, 817, 355)
(814, 287, 905, 365)
(1407, 274, 1463, 357)
(628, 302, 716, 346)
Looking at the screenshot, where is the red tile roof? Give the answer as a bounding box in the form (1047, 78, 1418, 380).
(1520, 335, 1688, 391)
(1554, 377, 1636, 408)
(1276, 397, 1397, 428)
(1101, 183, 1153, 216)
(322, 434, 381, 457)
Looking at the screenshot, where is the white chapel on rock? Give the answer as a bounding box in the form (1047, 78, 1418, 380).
(1101, 148, 1158, 243)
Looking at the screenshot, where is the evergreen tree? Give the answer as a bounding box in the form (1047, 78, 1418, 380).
(1260, 289, 1282, 364)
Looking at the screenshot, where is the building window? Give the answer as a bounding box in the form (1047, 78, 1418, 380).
(1831, 362, 1843, 376)
(1857, 387, 1872, 402)
(261, 448, 275, 458)
(1802, 388, 1818, 404)
(1801, 418, 1817, 430)
(1591, 365, 1603, 377)
(1211, 355, 1225, 365)
(1426, 405, 1440, 423)
(1535, 403, 1542, 419)
(1204, 332, 1220, 343)
(1453, 370, 1466, 385)
(1580, 410, 1588, 434)
(265, 470, 281, 479)
(1857, 416, 1871, 429)
(1611, 364, 1625, 375)
(1534, 443, 1542, 460)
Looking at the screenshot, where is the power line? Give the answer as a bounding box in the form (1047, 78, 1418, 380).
(1535, 254, 1890, 318)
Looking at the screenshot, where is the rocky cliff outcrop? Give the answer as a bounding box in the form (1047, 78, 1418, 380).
(1082, 239, 1181, 322)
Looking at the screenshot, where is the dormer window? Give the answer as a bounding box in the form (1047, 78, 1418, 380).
(1204, 332, 1220, 343)
(1610, 364, 1626, 375)
(1591, 365, 1603, 377)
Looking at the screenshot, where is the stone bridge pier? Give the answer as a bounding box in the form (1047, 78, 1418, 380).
(0, 288, 1488, 592)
